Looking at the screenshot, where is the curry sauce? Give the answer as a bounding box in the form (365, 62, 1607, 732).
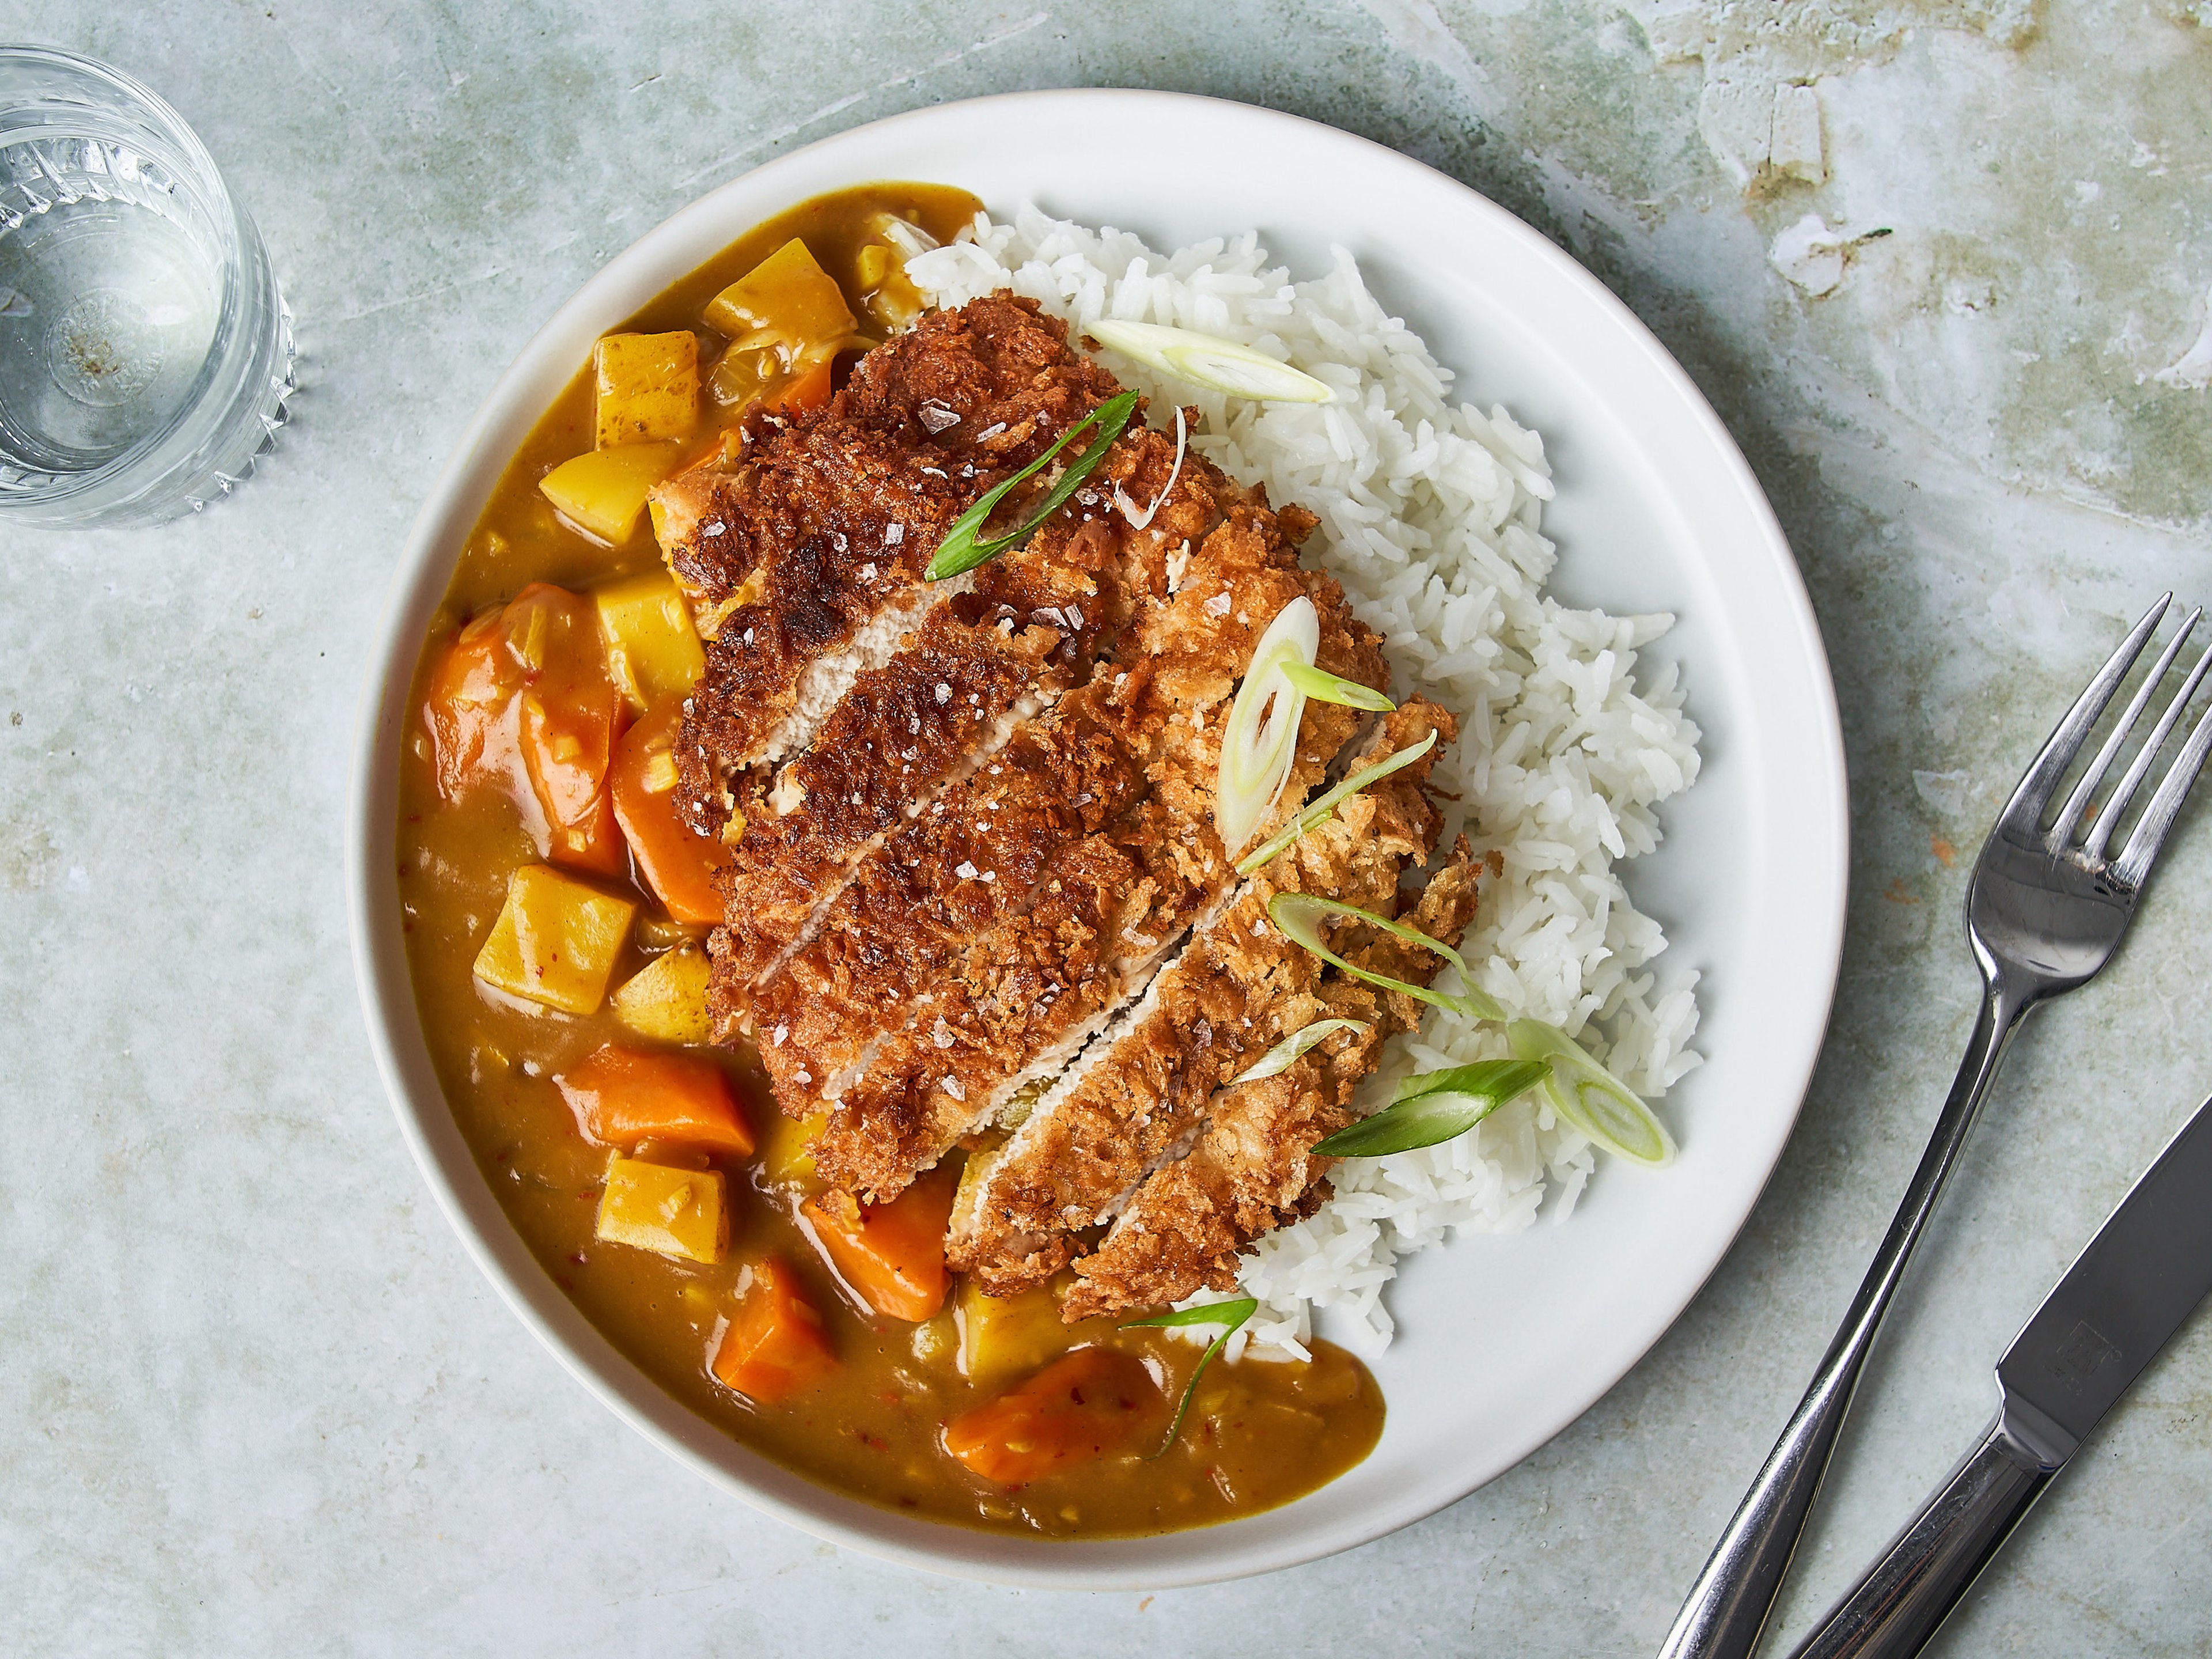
(395, 181, 1385, 1537)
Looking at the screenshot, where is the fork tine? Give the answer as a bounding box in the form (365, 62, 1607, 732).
(2054, 607, 2202, 850)
(2083, 635, 2212, 861)
(2112, 686, 2212, 888)
(1997, 594, 2172, 836)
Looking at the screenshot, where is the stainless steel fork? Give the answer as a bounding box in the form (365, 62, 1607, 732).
(1657, 593, 2212, 1659)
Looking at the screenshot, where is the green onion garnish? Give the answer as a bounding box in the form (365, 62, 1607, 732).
(1230, 1018, 1369, 1086)
(1215, 597, 1319, 855)
(1120, 1294, 1260, 1457)
(1086, 319, 1334, 404)
(1312, 1059, 1548, 1157)
(1266, 892, 1506, 1024)
(924, 389, 1141, 581)
(1507, 1020, 1676, 1167)
(1235, 731, 1437, 876)
(1278, 660, 1395, 711)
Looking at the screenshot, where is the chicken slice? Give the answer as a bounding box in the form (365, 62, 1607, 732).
(709, 421, 1213, 1006)
(1057, 841, 1484, 1320)
(663, 295, 1122, 838)
(946, 700, 1457, 1295)
(807, 547, 1387, 1199)
(737, 444, 1380, 1121)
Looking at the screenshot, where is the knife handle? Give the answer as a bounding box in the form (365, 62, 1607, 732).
(1786, 1411, 2061, 1659)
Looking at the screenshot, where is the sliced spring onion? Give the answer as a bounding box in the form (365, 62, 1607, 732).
(1113, 404, 1186, 530)
(1278, 660, 1395, 711)
(1389, 1058, 1543, 1105)
(925, 389, 1140, 581)
(1230, 1018, 1369, 1085)
(1214, 597, 1319, 855)
(1234, 731, 1437, 876)
(1507, 1019, 1676, 1168)
(1120, 1294, 1260, 1457)
(1312, 1060, 1548, 1157)
(1266, 892, 1508, 1024)
(1087, 319, 1334, 404)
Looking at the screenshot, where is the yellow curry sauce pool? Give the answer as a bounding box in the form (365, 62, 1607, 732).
(395, 181, 1385, 1536)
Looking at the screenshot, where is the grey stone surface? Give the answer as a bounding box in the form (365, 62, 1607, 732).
(3, 2, 2209, 1653)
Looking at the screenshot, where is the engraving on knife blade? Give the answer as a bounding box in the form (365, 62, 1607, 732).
(2048, 1319, 2122, 1394)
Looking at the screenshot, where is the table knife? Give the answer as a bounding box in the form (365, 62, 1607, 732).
(1786, 1091, 2212, 1659)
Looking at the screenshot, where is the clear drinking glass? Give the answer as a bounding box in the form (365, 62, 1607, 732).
(0, 47, 294, 528)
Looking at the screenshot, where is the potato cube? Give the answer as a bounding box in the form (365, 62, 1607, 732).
(955, 1280, 1068, 1385)
(538, 440, 684, 545)
(594, 570, 706, 711)
(594, 331, 700, 448)
(472, 863, 637, 1014)
(610, 944, 712, 1044)
(596, 1156, 728, 1263)
(703, 238, 856, 346)
(759, 1109, 828, 1187)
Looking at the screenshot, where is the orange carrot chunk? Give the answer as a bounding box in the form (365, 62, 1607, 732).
(609, 697, 730, 925)
(771, 354, 834, 415)
(419, 582, 629, 877)
(942, 1347, 1161, 1486)
(713, 1258, 836, 1404)
(556, 1045, 754, 1157)
(422, 608, 527, 802)
(507, 584, 629, 877)
(800, 1167, 956, 1322)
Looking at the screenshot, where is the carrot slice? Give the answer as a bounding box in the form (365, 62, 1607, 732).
(422, 608, 527, 802)
(713, 1258, 836, 1404)
(421, 583, 629, 876)
(507, 584, 628, 876)
(556, 1044, 754, 1157)
(609, 698, 730, 925)
(942, 1347, 1161, 1486)
(771, 354, 834, 415)
(800, 1168, 956, 1322)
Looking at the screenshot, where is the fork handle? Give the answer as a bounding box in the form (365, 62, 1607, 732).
(1655, 981, 2034, 1659)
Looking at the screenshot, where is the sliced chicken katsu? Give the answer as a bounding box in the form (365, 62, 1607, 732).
(708, 533, 1124, 998)
(706, 420, 1210, 1009)
(658, 294, 1120, 838)
(946, 700, 1458, 1297)
(802, 512, 1387, 1200)
(1059, 841, 1484, 1321)
(739, 440, 1385, 1126)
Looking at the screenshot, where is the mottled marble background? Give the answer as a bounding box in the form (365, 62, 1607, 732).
(5, 3, 2209, 1654)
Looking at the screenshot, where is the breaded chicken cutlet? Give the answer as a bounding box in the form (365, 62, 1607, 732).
(653, 294, 1487, 1318)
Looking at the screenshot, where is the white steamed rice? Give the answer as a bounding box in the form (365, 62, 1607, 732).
(907, 211, 1703, 1359)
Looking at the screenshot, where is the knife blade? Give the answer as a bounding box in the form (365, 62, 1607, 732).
(1788, 1093, 2212, 1659)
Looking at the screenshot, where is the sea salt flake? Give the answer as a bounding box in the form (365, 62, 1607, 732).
(885, 523, 905, 546)
(772, 1025, 788, 1046)
(976, 422, 1006, 440)
(934, 683, 952, 704)
(1205, 590, 1232, 617)
(919, 402, 961, 433)
(942, 1077, 965, 1101)
(933, 1017, 955, 1048)
(956, 860, 980, 879)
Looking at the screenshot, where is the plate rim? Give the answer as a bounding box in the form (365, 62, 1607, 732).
(346, 85, 1849, 1590)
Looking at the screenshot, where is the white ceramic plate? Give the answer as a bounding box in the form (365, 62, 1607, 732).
(348, 89, 1847, 1590)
